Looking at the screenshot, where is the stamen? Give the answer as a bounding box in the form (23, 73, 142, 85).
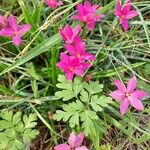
(14, 31, 19, 35)
(77, 53, 81, 58)
(125, 92, 130, 97)
(69, 67, 74, 72)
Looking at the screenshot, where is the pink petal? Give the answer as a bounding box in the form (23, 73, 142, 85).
(73, 25, 81, 37)
(60, 52, 70, 62)
(109, 90, 125, 101)
(128, 96, 144, 110)
(127, 76, 137, 93)
(19, 24, 31, 35)
(0, 28, 14, 36)
(75, 133, 84, 147)
(122, 0, 131, 13)
(8, 15, 18, 31)
(68, 133, 77, 148)
(71, 58, 80, 67)
(114, 80, 126, 92)
(56, 61, 68, 72)
(130, 90, 148, 99)
(87, 21, 95, 31)
(84, 53, 96, 60)
(91, 5, 99, 12)
(75, 146, 89, 150)
(120, 98, 129, 115)
(65, 44, 76, 56)
(84, 1, 92, 9)
(116, 1, 122, 13)
(12, 35, 21, 46)
(0, 15, 8, 28)
(74, 68, 84, 76)
(66, 72, 74, 80)
(94, 14, 104, 21)
(64, 25, 73, 39)
(126, 10, 138, 19)
(72, 15, 82, 21)
(77, 3, 85, 16)
(45, 0, 57, 9)
(57, 1, 63, 6)
(115, 1, 122, 17)
(80, 62, 90, 70)
(121, 19, 129, 31)
(54, 144, 70, 150)
(74, 38, 85, 53)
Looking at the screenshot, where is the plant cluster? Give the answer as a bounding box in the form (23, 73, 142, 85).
(0, 110, 39, 150)
(0, 0, 149, 150)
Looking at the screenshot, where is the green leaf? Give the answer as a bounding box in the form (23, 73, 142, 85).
(1, 110, 13, 122)
(55, 89, 75, 101)
(80, 89, 89, 102)
(80, 111, 98, 136)
(90, 95, 113, 112)
(0, 109, 38, 150)
(54, 100, 84, 128)
(15, 123, 24, 133)
(23, 129, 39, 143)
(56, 75, 85, 101)
(0, 120, 12, 130)
(23, 114, 37, 129)
(69, 113, 80, 128)
(73, 77, 83, 96)
(5, 128, 16, 139)
(83, 81, 103, 95)
(0, 133, 9, 150)
(12, 112, 22, 125)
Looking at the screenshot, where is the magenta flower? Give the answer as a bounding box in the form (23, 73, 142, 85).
(59, 25, 81, 44)
(45, 0, 63, 9)
(0, 15, 31, 46)
(115, 0, 138, 31)
(54, 132, 89, 150)
(65, 37, 96, 61)
(72, 1, 104, 31)
(0, 15, 8, 28)
(109, 76, 148, 115)
(56, 52, 88, 80)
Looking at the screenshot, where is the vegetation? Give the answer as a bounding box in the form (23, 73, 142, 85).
(0, 0, 150, 149)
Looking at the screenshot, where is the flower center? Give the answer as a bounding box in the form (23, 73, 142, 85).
(121, 15, 125, 19)
(125, 92, 130, 97)
(69, 67, 74, 72)
(77, 53, 81, 58)
(14, 31, 19, 35)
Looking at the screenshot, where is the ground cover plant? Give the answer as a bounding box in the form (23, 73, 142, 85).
(0, 0, 150, 149)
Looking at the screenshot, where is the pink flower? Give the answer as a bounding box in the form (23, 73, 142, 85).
(45, 0, 63, 9)
(0, 15, 8, 28)
(54, 132, 89, 150)
(65, 37, 96, 61)
(59, 25, 81, 44)
(72, 1, 104, 31)
(0, 15, 31, 46)
(109, 76, 148, 115)
(115, 0, 138, 31)
(56, 52, 88, 80)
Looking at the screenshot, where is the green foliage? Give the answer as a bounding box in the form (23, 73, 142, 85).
(55, 74, 83, 101)
(0, 110, 39, 150)
(54, 75, 113, 137)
